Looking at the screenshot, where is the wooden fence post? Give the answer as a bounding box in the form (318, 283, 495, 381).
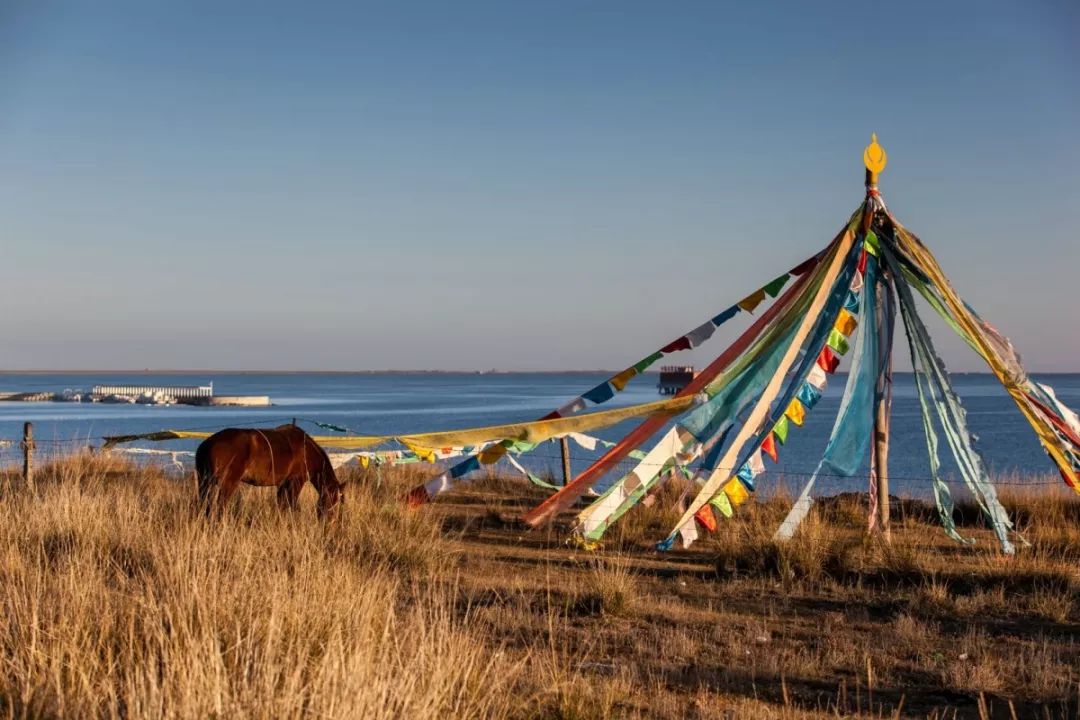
(21, 422, 35, 488)
(560, 437, 572, 487)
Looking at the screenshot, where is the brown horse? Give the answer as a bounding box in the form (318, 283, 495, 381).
(195, 424, 343, 519)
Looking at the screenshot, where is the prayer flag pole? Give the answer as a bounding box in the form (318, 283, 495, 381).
(864, 134, 892, 543)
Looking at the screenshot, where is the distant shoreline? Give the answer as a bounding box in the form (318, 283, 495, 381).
(0, 369, 649, 376)
(0, 369, 1076, 376)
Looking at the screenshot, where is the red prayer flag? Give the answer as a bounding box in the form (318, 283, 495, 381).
(817, 347, 840, 373)
(661, 336, 692, 353)
(694, 504, 718, 532)
(404, 486, 430, 508)
(761, 433, 779, 463)
(789, 256, 817, 276)
(858, 248, 868, 274)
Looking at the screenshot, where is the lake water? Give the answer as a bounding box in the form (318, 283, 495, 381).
(0, 372, 1075, 498)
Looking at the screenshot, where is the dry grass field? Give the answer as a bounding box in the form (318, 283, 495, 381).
(1, 454, 1078, 719)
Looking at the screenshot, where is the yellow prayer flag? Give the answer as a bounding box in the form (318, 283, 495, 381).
(737, 289, 767, 313)
(403, 442, 438, 463)
(834, 308, 858, 337)
(723, 477, 750, 506)
(784, 398, 806, 426)
(609, 367, 638, 391)
(478, 444, 508, 465)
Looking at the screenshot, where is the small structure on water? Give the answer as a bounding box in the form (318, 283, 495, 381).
(657, 366, 698, 395)
(0, 381, 270, 406)
(92, 383, 214, 400)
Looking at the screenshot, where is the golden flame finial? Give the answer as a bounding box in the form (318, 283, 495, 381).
(863, 133, 887, 178)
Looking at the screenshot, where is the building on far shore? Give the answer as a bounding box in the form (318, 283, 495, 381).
(657, 366, 698, 395)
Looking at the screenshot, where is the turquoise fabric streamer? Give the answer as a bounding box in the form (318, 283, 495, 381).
(882, 245, 1017, 554)
(658, 240, 864, 549)
(775, 254, 880, 540)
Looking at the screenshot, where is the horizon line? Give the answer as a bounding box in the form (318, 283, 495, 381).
(0, 369, 1076, 376)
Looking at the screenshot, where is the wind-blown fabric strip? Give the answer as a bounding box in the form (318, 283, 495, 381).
(890, 216, 1080, 491)
(504, 453, 562, 490)
(110, 447, 193, 470)
(103, 396, 697, 454)
(402, 249, 827, 505)
(555, 248, 824, 420)
(1037, 384, 1080, 444)
(523, 224, 850, 528)
(695, 242, 869, 536)
(574, 240, 855, 540)
(576, 426, 696, 541)
(775, 253, 880, 541)
(907, 261, 1080, 482)
(576, 314, 804, 540)
(102, 430, 213, 448)
(575, 293, 812, 540)
(884, 244, 1016, 553)
(661, 220, 862, 548)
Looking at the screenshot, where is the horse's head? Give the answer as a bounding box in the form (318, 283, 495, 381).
(317, 479, 345, 523)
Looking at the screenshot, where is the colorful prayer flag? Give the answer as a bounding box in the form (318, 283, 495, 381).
(694, 504, 717, 532)
(761, 433, 779, 462)
(797, 382, 822, 409)
(817, 347, 840, 373)
(835, 308, 858, 336)
(661, 336, 692, 353)
(583, 382, 616, 404)
(807, 364, 828, 391)
(827, 328, 850, 355)
(737, 288, 767, 312)
(711, 306, 740, 326)
(633, 351, 664, 374)
(763, 274, 790, 298)
(709, 490, 733, 518)
(773, 416, 790, 444)
(785, 398, 806, 426)
(609, 367, 638, 391)
(723, 477, 750, 506)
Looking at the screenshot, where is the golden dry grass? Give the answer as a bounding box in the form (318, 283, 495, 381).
(0, 453, 1078, 719)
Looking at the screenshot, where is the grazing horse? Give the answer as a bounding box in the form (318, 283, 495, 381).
(195, 424, 343, 519)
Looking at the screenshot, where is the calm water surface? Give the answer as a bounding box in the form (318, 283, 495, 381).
(0, 372, 1075, 498)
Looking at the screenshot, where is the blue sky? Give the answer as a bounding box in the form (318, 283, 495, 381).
(1, 1, 1077, 371)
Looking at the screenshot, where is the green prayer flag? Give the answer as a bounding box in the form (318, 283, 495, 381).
(773, 415, 790, 444)
(863, 230, 881, 257)
(709, 491, 733, 518)
(827, 328, 850, 355)
(763, 274, 790, 298)
(633, 351, 664, 374)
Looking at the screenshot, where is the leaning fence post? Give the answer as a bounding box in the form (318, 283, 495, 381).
(560, 437, 572, 487)
(21, 422, 35, 488)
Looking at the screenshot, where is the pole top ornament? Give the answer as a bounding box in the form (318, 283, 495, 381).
(863, 133, 887, 176)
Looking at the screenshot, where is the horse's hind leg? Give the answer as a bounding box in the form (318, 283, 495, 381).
(197, 468, 218, 517)
(213, 469, 244, 519)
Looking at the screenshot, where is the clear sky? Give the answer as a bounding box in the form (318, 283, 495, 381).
(1, 1, 1077, 371)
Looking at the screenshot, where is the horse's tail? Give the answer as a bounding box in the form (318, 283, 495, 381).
(194, 440, 211, 481)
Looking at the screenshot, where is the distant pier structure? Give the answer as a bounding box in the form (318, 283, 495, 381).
(657, 366, 698, 395)
(92, 383, 214, 399)
(0, 380, 270, 406)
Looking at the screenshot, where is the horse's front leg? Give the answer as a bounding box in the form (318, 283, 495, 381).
(277, 477, 304, 511)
